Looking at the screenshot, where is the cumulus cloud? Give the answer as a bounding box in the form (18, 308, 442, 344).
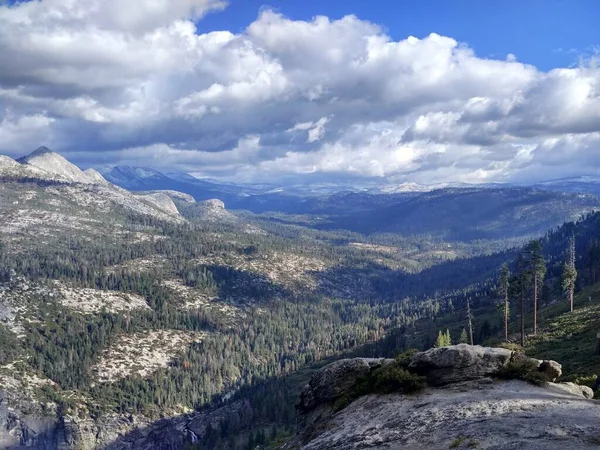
(0, 2, 599, 184)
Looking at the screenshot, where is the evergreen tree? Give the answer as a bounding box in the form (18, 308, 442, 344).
(435, 330, 445, 348)
(435, 329, 452, 347)
(498, 263, 510, 342)
(459, 328, 468, 344)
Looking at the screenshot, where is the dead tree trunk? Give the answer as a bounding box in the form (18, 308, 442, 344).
(569, 237, 576, 312)
(467, 299, 474, 346)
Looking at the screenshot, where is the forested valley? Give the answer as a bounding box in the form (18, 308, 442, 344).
(2, 174, 600, 449)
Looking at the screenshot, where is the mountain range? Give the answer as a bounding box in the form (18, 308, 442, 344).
(3, 147, 600, 244)
(98, 161, 600, 198)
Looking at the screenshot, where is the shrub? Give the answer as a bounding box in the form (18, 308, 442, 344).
(450, 436, 479, 448)
(370, 364, 427, 394)
(332, 393, 353, 412)
(495, 359, 548, 386)
(497, 342, 524, 353)
(333, 360, 428, 411)
(395, 348, 420, 369)
(450, 436, 467, 448)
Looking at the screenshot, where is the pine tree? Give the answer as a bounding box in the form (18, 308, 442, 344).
(525, 240, 545, 336)
(562, 237, 577, 312)
(435, 329, 452, 347)
(498, 263, 510, 342)
(435, 330, 446, 348)
(459, 328, 468, 344)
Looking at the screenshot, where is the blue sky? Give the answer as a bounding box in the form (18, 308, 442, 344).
(1, 0, 599, 184)
(197, 0, 599, 71)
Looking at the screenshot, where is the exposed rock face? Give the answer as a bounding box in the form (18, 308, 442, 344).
(290, 346, 598, 450)
(200, 199, 225, 210)
(147, 190, 196, 204)
(0, 393, 60, 450)
(0, 377, 253, 450)
(0, 154, 66, 182)
(186, 399, 254, 444)
(17, 147, 91, 184)
(297, 358, 392, 412)
(83, 168, 110, 185)
(0, 148, 185, 223)
(408, 344, 513, 386)
(136, 193, 179, 216)
(194, 199, 238, 223)
(291, 379, 600, 450)
(0, 383, 148, 450)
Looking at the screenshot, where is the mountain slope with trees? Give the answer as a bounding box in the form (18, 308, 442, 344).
(3, 149, 600, 449)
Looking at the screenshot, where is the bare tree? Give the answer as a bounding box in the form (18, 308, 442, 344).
(466, 298, 474, 346)
(562, 237, 577, 312)
(499, 263, 510, 342)
(526, 240, 546, 336)
(516, 252, 529, 347)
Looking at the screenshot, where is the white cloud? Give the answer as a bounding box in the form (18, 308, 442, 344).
(0, 113, 55, 152)
(2, 0, 226, 33)
(288, 117, 330, 143)
(0, 2, 599, 184)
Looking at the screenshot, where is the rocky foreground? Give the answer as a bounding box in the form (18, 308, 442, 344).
(287, 345, 600, 450)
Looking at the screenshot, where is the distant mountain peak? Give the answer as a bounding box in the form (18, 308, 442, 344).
(30, 146, 53, 156)
(17, 147, 92, 184)
(17, 146, 56, 163)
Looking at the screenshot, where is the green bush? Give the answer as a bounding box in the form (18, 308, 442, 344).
(333, 361, 428, 411)
(497, 342, 525, 353)
(395, 348, 420, 369)
(495, 359, 548, 386)
(370, 364, 427, 394)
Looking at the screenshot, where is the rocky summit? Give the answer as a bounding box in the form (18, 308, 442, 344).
(287, 345, 600, 450)
(17, 147, 93, 184)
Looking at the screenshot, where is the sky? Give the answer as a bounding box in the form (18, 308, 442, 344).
(0, 0, 599, 185)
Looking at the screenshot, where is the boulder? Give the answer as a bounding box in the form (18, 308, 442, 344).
(408, 344, 513, 386)
(511, 354, 563, 381)
(538, 360, 562, 381)
(296, 358, 392, 412)
(552, 382, 595, 399)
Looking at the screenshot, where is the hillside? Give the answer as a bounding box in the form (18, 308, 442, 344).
(312, 188, 600, 241)
(526, 282, 600, 383)
(2, 150, 510, 449)
(2, 150, 600, 449)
